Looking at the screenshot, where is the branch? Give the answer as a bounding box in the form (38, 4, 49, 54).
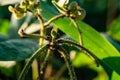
(58, 46, 77, 80)
(57, 39, 99, 67)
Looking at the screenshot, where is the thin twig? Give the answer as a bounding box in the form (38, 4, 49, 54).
(44, 14, 65, 27)
(18, 29, 47, 39)
(57, 39, 99, 67)
(40, 49, 51, 79)
(58, 47, 77, 80)
(18, 44, 48, 80)
(70, 18, 83, 45)
(27, 9, 45, 46)
(35, 14, 45, 46)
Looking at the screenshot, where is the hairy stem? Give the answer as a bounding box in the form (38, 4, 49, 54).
(70, 18, 83, 45)
(27, 10, 45, 46)
(40, 49, 51, 79)
(58, 47, 77, 80)
(57, 39, 99, 67)
(35, 14, 45, 46)
(44, 14, 65, 27)
(19, 30, 47, 39)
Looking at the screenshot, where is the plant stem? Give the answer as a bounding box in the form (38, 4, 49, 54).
(58, 39, 99, 67)
(19, 31, 47, 39)
(35, 14, 45, 46)
(44, 14, 65, 27)
(35, 13, 46, 80)
(18, 44, 48, 80)
(58, 47, 77, 80)
(40, 49, 51, 79)
(27, 10, 45, 45)
(70, 18, 83, 45)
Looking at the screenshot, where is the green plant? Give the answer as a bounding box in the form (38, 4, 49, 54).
(8, 0, 95, 80)
(0, 0, 120, 80)
(8, 0, 98, 80)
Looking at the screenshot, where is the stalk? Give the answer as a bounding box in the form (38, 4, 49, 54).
(58, 47, 77, 80)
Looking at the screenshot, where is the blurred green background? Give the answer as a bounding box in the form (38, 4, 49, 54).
(0, 0, 120, 80)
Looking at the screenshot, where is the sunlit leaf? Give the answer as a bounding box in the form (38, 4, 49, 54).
(40, 0, 120, 77)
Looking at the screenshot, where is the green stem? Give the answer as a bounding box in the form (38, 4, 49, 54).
(27, 10, 46, 78)
(20, 32, 47, 39)
(44, 14, 65, 27)
(27, 10, 45, 46)
(58, 47, 77, 80)
(35, 13, 46, 80)
(52, 0, 67, 14)
(57, 39, 99, 67)
(18, 44, 48, 80)
(40, 49, 51, 79)
(35, 14, 45, 46)
(70, 18, 83, 45)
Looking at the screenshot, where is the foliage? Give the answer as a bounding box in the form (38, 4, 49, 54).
(0, 0, 120, 80)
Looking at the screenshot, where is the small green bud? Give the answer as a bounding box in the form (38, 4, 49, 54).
(68, 1, 78, 11)
(76, 8, 86, 20)
(68, 1, 86, 20)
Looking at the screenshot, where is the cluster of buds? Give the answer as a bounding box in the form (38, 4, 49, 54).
(67, 1, 86, 20)
(8, 0, 40, 19)
(52, 0, 86, 20)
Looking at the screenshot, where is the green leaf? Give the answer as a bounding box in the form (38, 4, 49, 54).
(0, 39, 38, 61)
(40, 0, 120, 76)
(107, 16, 120, 41)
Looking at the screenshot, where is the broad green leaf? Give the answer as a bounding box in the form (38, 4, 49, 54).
(111, 72, 120, 80)
(0, 39, 38, 61)
(54, 18, 120, 76)
(107, 16, 120, 41)
(40, 0, 120, 76)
